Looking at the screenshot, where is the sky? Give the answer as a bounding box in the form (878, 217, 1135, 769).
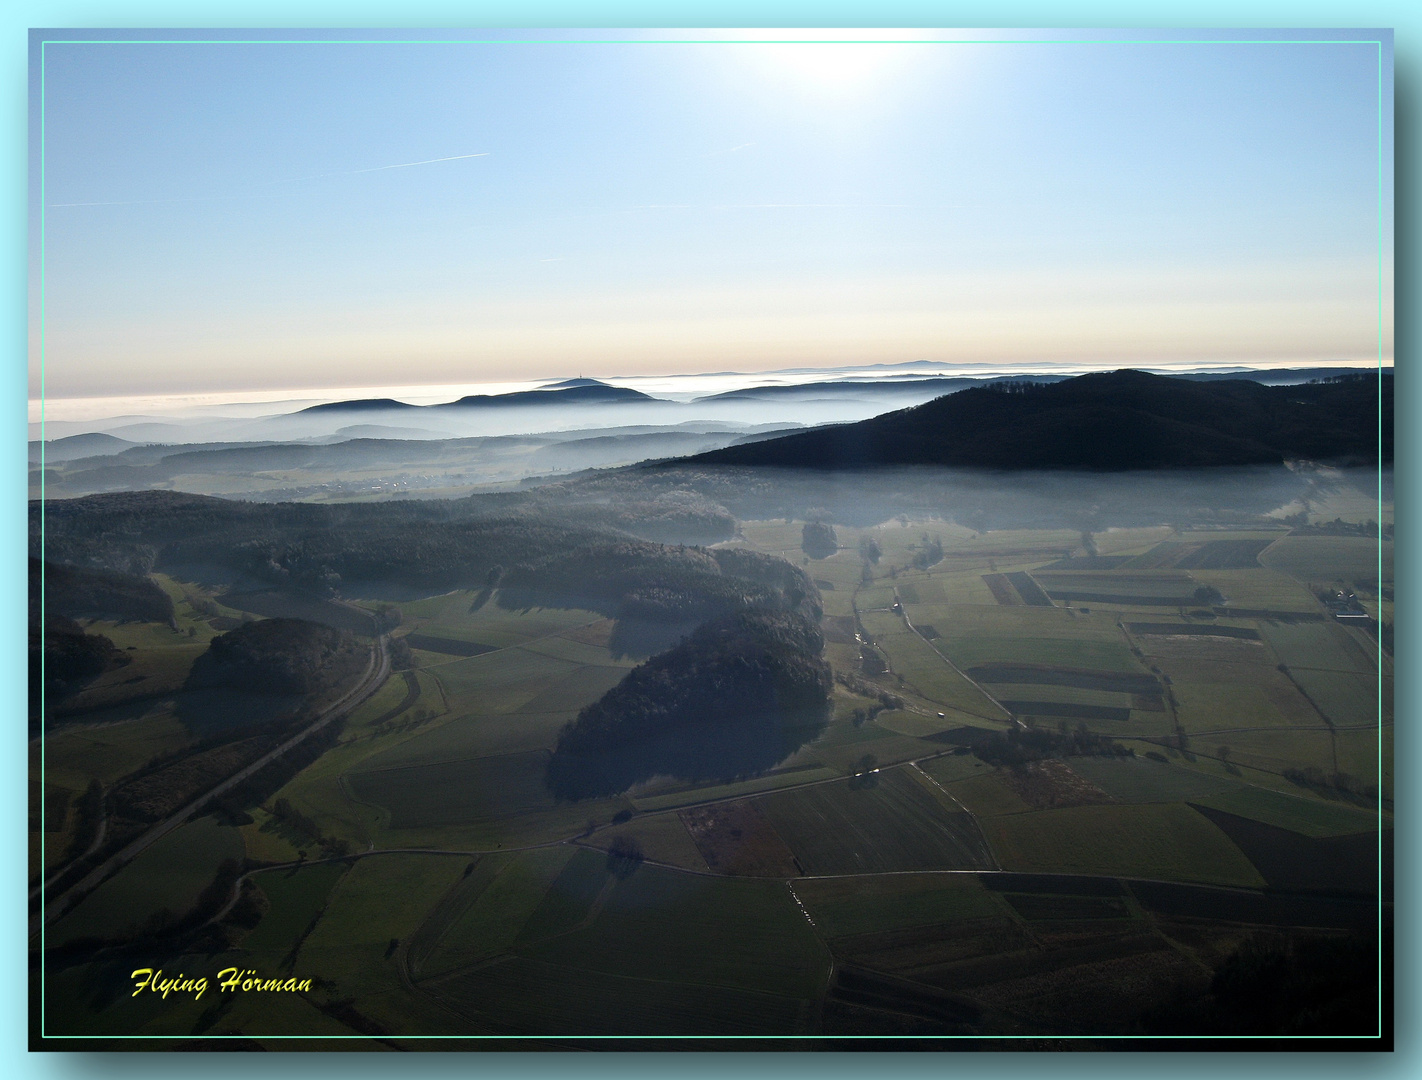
(28, 27, 1395, 402)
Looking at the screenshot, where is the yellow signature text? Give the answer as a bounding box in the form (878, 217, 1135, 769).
(130, 967, 314, 1002)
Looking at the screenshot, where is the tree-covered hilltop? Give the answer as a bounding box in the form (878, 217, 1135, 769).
(32, 491, 812, 625)
(502, 542, 820, 623)
(187, 618, 366, 696)
(544, 491, 735, 546)
(546, 609, 832, 799)
(687, 370, 1392, 471)
(29, 613, 125, 710)
(30, 557, 175, 625)
(33, 491, 831, 799)
(31, 490, 581, 581)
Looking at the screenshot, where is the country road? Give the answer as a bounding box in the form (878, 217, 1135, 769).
(887, 589, 1015, 723)
(34, 634, 391, 939)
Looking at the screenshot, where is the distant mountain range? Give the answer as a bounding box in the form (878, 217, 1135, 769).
(28, 432, 136, 463)
(300, 380, 653, 413)
(684, 370, 1391, 471)
(696, 377, 994, 402)
(296, 368, 1378, 414)
(34, 367, 1387, 452)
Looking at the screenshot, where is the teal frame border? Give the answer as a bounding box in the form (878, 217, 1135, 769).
(29, 23, 1397, 1049)
(8, 8, 1399, 1075)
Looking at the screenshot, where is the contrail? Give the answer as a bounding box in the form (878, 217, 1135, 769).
(49, 153, 491, 207)
(49, 192, 297, 208)
(277, 152, 490, 183)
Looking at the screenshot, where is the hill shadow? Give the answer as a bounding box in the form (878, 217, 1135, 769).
(606, 617, 700, 660)
(545, 708, 828, 801)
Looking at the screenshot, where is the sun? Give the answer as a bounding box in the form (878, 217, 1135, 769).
(731, 29, 927, 98)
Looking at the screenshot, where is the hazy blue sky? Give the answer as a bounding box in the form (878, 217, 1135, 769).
(30, 28, 1394, 399)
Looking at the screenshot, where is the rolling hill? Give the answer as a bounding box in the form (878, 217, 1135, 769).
(684, 370, 1391, 471)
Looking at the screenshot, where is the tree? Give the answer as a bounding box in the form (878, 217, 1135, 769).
(802, 521, 838, 559)
(606, 835, 645, 878)
(912, 535, 944, 569)
(848, 753, 879, 789)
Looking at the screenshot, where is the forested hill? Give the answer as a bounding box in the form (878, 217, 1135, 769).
(546, 609, 833, 799)
(188, 618, 365, 695)
(684, 370, 1391, 471)
(31, 489, 815, 625)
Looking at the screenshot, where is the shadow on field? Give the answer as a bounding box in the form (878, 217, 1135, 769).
(493, 586, 699, 660)
(545, 709, 828, 801)
(173, 687, 299, 736)
(605, 617, 700, 660)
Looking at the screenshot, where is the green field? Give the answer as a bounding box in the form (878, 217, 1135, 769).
(408, 593, 607, 649)
(39, 504, 1393, 1040)
(1189, 785, 1386, 838)
(360, 710, 569, 767)
(348, 670, 413, 720)
(243, 861, 351, 955)
(1089, 527, 1176, 554)
(512, 848, 615, 944)
(586, 814, 709, 871)
(347, 750, 557, 830)
(1260, 535, 1393, 585)
(429, 955, 812, 1036)
(980, 803, 1265, 888)
(940, 636, 1145, 680)
(44, 711, 193, 791)
(1261, 622, 1374, 673)
(942, 771, 1035, 818)
(49, 815, 244, 946)
(1333, 725, 1386, 789)
(1202, 727, 1341, 777)
(629, 766, 843, 812)
(929, 609, 1144, 674)
(793, 872, 1005, 938)
(733, 520, 808, 553)
(904, 567, 1002, 605)
(1032, 571, 1199, 599)
(413, 847, 576, 977)
(430, 648, 581, 706)
(295, 853, 470, 996)
(1064, 757, 1240, 803)
(756, 769, 996, 874)
(1170, 677, 1317, 734)
(1187, 569, 1322, 612)
(51, 642, 205, 716)
(858, 611, 1007, 719)
(1130, 627, 1275, 666)
(874, 709, 963, 738)
(915, 753, 995, 786)
(517, 863, 829, 999)
(1288, 668, 1385, 728)
(1302, 474, 1391, 527)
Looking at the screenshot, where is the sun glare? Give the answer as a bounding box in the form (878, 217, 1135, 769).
(731, 29, 928, 97)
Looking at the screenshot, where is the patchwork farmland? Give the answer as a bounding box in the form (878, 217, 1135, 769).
(37, 502, 1391, 1044)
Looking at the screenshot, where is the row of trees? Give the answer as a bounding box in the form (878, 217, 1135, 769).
(967, 723, 1133, 769)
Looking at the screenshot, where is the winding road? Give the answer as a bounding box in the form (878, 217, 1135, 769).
(34, 635, 391, 939)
